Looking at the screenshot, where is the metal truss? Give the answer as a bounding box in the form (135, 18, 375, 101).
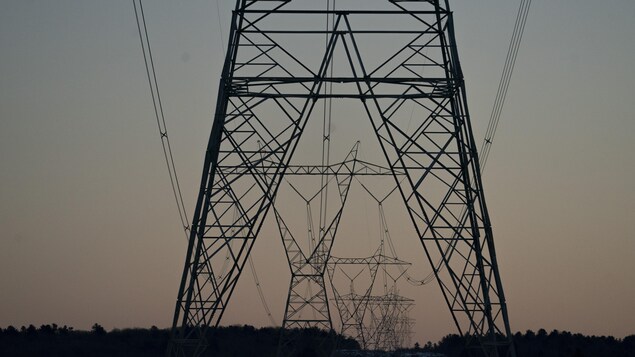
(327, 247, 411, 350)
(168, 1, 516, 356)
(274, 142, 359, 331)
(273, 143, 360, 357)
(364, 291, 415, 351)
(328, 184, 413, 352)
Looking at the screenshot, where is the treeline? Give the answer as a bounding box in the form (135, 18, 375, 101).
(0, 324, 168, 357)
(0, 324, 358, 357)
(1, 325, 633, 356)
(406, 329, 635, 357)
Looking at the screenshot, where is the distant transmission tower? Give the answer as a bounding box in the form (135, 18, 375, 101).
(273, 143, 359, 332)
(167, 1, 516, 356)
(327, 244, 412, 351)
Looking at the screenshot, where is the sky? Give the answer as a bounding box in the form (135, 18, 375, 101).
(1, 0, 634, 346)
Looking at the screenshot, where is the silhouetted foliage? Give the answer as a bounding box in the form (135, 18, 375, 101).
(0, 324, 358, 357)
(1, 325, 633, 356)
(398, 330, 635, 357)
(91, 323, 106, 335)
(0, 323, 169, 357)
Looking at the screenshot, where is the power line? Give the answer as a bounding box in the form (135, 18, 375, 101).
(133, 0, 190, 237)
(134, 0, 279, 327)
(479, 0, 532, 171)
(249, 255, 277, 326)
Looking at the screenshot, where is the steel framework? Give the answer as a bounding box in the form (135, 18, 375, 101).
(274, 143, 359, 331)
(364, 290, 415, 351)
(273, 145, 408, 355)
(327, 246, 412, 350)
(168, 1, 516, 356)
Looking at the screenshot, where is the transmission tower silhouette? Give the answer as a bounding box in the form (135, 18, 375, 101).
(273, 143, 359, 333)
(327, 242, 413, 351)
(167, 1, 516, 356)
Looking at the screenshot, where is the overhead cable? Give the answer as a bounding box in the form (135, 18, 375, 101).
(134, 0, 278, 326)
(479, 0, 532, 171)
(133, 0, 190, 237)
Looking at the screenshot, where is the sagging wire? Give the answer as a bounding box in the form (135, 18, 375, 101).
(134, 0, 278, 326)
(133, 0, 190, 237)
(479, 0, 532, 171)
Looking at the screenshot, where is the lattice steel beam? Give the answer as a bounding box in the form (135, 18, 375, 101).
(168, 1, 516, 356)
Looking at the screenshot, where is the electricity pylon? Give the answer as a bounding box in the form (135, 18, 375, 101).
(273, 143, 359, 331)
(327, 246, 412, 350)
(271, 143, 359, 357)
(167, 1, 516, 356)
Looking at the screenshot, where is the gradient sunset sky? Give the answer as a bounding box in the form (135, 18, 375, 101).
(1, 0, 634, 344)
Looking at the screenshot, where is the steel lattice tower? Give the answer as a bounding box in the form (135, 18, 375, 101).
(167, 0, 516, 356)
(273, 143, 359, 332)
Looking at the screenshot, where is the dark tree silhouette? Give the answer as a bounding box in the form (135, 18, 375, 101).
(1, 325, 633, 356)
